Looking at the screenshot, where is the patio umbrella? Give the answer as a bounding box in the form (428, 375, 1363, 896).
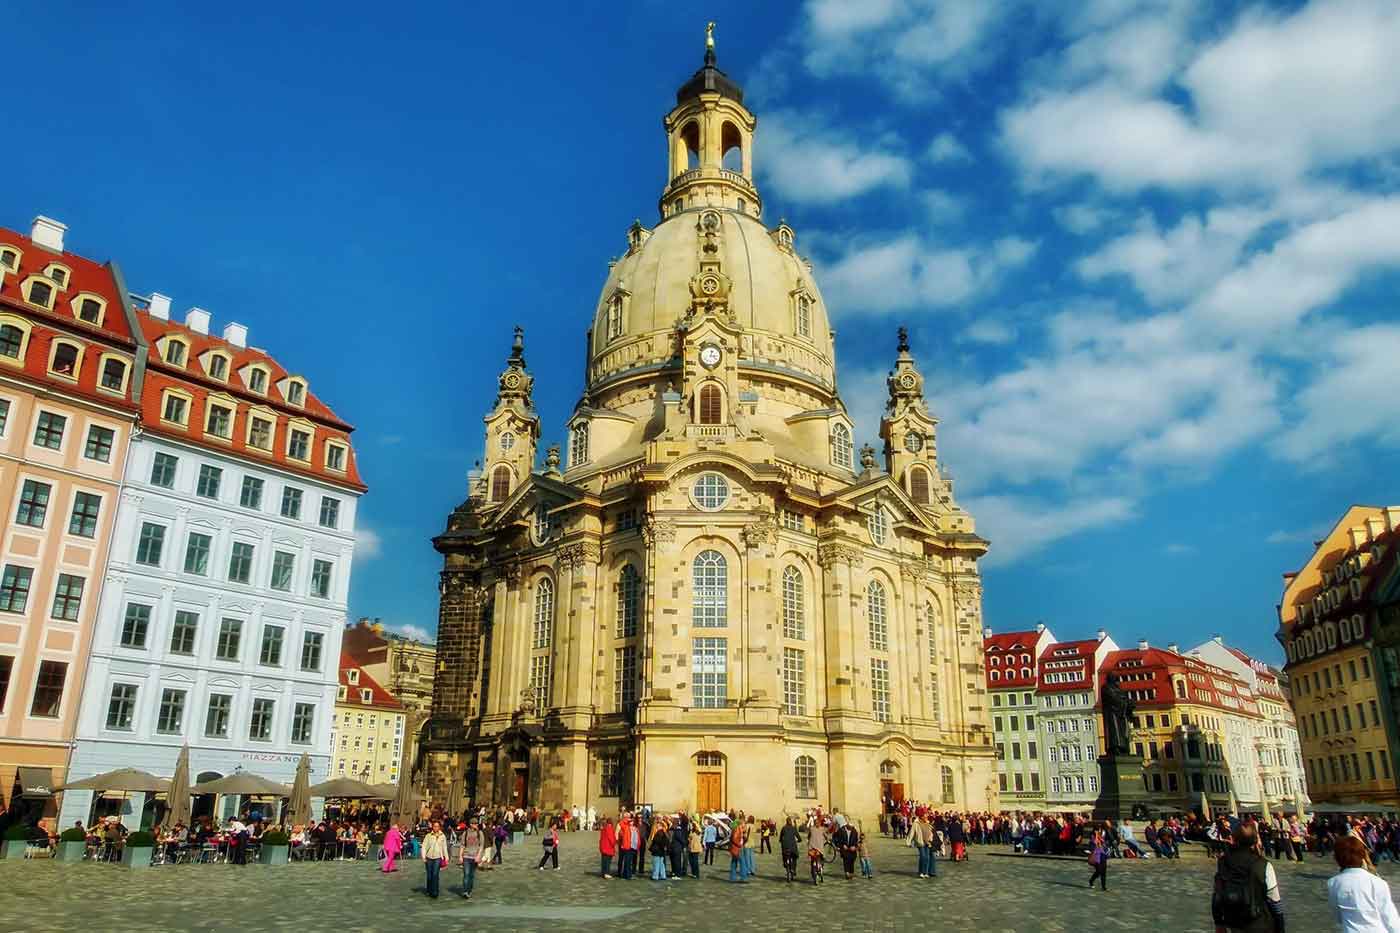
(369, 784, 398, 800)
(59, 768, 171, 793)
(1200, 791, 1211, 820)
(1227, 790, 1239, 818)
(190, 773, 290, 796)
(287, 754, 312, 825)
(166, 746, 191, 826)
(307, 777, 381, 799)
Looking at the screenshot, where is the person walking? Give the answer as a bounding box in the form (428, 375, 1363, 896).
(382, 823, 403, 873)
(703, 817, 718, 865)
(833, 820, 859, 880)
(618, 814, 640, 880)
(537, 820, 560, 871)
(599, 817, 617, 879)
(858, 824, 874, 879)
(727, 817, 748, 883)
(1212, 823, 1286, 933)
(421, 819, 448, 900)
(458, 818, 483, 900)
(780, 816, 801, 883)
(1087, 831, 1109, 892)
(492, 820, 508, 865)
(687, 817, 703, 879)
(742, 814, 758, 880)
(669, 816, 688, 878)
(807, 816, 829, 885)
(909, 811, 936, 879)
(1329, 835, 1400, 932)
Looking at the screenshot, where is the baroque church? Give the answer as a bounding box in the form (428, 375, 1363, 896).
(420, 39, 995, 822)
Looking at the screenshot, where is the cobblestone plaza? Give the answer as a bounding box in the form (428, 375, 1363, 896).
(1, 833, 1379, 932)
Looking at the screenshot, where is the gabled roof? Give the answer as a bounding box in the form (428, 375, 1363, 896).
(338, 654, 402, 710)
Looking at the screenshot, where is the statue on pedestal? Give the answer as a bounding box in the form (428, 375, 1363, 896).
(1101, 674, 1135, 756)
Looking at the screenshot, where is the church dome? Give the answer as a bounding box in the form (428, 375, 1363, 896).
(587, 208, 835, 395)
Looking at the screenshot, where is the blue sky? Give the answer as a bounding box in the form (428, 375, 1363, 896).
(9, 1, 1398, 665)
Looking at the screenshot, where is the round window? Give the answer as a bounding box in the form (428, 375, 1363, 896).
(692, 472, 730, 510)
(500, 432, 515, 451)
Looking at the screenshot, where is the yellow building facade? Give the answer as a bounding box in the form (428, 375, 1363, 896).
(330, 655, 406, 786)
(419, 40, 995, 824)
(1279, 506, 1400, 807)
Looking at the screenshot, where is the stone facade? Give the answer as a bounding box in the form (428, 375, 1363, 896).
(418, 44, 995, 826)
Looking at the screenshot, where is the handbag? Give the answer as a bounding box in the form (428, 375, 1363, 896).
(439, 857, 448, 868)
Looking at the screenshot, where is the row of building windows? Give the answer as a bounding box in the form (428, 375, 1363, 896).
(999, 771, 1041, 793)
(148, 452, 342, 529)
(1294, 655, 1372, 697)
(989, 653, 1033, 667)
(1300, 699, 1382, 739)
(157, 386, 345, 472)
(989, 668, 1034, 681)
(1, 403, 120, 462)
(1044, 717, 1096, 733)
(156, 335, 306, 406)
(1308, 750, 1392, 788)
(0, 564, 88, 621)
(104, 682, 315, 744)
(997, 739, 1044, 761)
(992, 714, 1036, 732)
(1046, 743, 1093, 762)
(133, 519, 336, 597)
(0, 656, 66, 718)
(992, 692, 1036, 708)
(114, 604, 324, 671)
(0, 318, 130, 394)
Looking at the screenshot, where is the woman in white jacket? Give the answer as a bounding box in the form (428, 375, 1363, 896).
(1330, 836, 1400, 933)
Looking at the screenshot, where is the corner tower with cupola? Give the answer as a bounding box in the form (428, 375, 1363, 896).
(421, 28, 995, 823)
(481, 327, 539, 505)
(880, 326, 944, 509)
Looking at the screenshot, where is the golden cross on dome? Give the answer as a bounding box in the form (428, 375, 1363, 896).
(706, 21, 716, 51)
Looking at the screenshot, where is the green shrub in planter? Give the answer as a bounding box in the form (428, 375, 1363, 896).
(258, 830, 291, 865)
(55, 827, 88, 863)
(1, 825, 35, 860)
(121, 831, 155, 869)
(3, 825, 31, 840)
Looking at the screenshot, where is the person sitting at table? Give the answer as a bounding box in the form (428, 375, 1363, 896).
(162, 823, 186, 863)
(101, 819, 123, 861)
(227, 816, 248, 865)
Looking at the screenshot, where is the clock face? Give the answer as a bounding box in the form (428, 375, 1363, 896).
(699, 345, 723, 369)
(904, 432, 923, 452)
(503, 372, 521, 389)
(899, 372, 918, 390)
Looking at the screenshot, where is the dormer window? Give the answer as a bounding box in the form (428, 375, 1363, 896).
(0, 322, 25, 359)
(164, 340, 187, 366)
(248, 415, 274, 451)
(76, 297, 103, 324)
(325, 442, 347, 472)
(208, 354, 229, 380)
(0, 248, 18, 271)
(830, 423, 853, 469)
(286, 380, 305, 405)
(50, 342, 80, 378)
(287, 428, 311, 461)
(247, 368, 268, 393)
(347, 669, 359, 685)
(100, 357, 127, 392)
(161, 391, 190, 426)
(361, 688, 372, 703)
(206, 402, 233, 439)
(24, 279, 54, 309)
(45, 265, 70, 289)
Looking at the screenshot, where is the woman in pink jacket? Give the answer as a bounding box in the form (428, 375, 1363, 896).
(382, 823, 403, 873)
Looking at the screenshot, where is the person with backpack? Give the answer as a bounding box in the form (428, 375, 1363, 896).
(1329, 834, 1400, 932)
(536, 819, 561, 871)
(779, 816, 801, 883)
(1087, 831, 1109, 891)
(1212, 823, 1286, 933)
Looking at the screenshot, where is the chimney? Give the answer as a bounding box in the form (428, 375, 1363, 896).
(1385, 507, 1400, 532)
(1213, 633, 1224, 645)
(31, 216, 66, 252)
(1096, 628, 1107, 642)
(1035, 622, 1046, 634)
(223, 322, 248, 348)
(148, 293, 171, 321)
(1167, 642, 1179, 654)
(983, 626, 992, 639)
(1137, 638, 1149, 651)
(185, 307, 211, 335)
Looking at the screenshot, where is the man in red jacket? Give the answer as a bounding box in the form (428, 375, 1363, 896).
(617, 814, 640, 880)
(599, 818, 618, 878)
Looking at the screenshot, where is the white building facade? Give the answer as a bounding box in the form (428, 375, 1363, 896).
(60, 302, 363, 828)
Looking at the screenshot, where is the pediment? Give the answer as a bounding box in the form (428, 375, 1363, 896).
(835, 475, 938, 533)
(160, 671, 197, 685)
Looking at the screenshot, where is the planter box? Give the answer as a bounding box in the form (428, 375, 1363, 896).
(511, 831, 523, 846)
(55, 841, 87, 862)
(259, 844, 290, 865)
(0, 839, 29, 860)
(121, 845, 154, 869)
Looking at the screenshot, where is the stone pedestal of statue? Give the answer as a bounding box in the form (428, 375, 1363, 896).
(1093, 754, 1154, 823)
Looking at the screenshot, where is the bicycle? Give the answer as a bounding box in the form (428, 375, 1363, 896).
(809, 847, 824, 884)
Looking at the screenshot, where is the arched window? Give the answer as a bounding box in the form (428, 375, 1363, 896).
(796, 295, 812, 338)
(0, 324, 24, 358)
(867, 580, 888, 652)
(532, 503, 551, 544)
(679, 121, 701, 173)
(570, 421, 589, 466)
(781, 565, 804, 640)
(926, 601, 938, 665)
(606, 294, 623, 341)
(617, 565, 640, 638)
(909, 466, 930, 504)
(867, 506, 889, 546)
(991, 670, 1000, 682)
(941, 765, 955, 803)
(831, 423, 853, 469)
(1022, 667, 1033, 679)
(698, 384, 722, 425)
(490, 465, 511, 502)
(721, 121, 744, 172)
(692, 550, 727, 628)
(794, 755, 817, 799)
(533, 577, 554, 649)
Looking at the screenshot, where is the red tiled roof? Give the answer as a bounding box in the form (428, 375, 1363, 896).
(138, 311, 366, 491)
(0, 225, 140, 411)
(1099, 647, 1258, 716)
(984, 630, 1041, 689)
(339, 654, 402, 710)
(1037, 639, 1101, 694)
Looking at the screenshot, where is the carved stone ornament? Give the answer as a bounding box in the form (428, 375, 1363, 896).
(559, 541, 601, 570)
(518, 687, 536, 717)
(742, 519, 778, 549)
(440, 571, 474, 599)
(899, 558, 925, 582)
(500, 562, 523, 586)
(817, 542, 863, 570)
(643, 518, 677, 544)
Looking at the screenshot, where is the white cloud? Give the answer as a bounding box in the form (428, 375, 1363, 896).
(354, 527, 383, 560)
(921, 190, 966, 223)
(966, 493, 1138, 566)
(759, 112, 912, 204)
(818, 234, 1035, 315)
(961, 319, 1016, 345)
(926, 132, 972, 163)
(1054, 203, 1116, 235)
(393, 623, 434, 643)
(1272, 323, 1400, 463)
(1266, 528, 1322, 545)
